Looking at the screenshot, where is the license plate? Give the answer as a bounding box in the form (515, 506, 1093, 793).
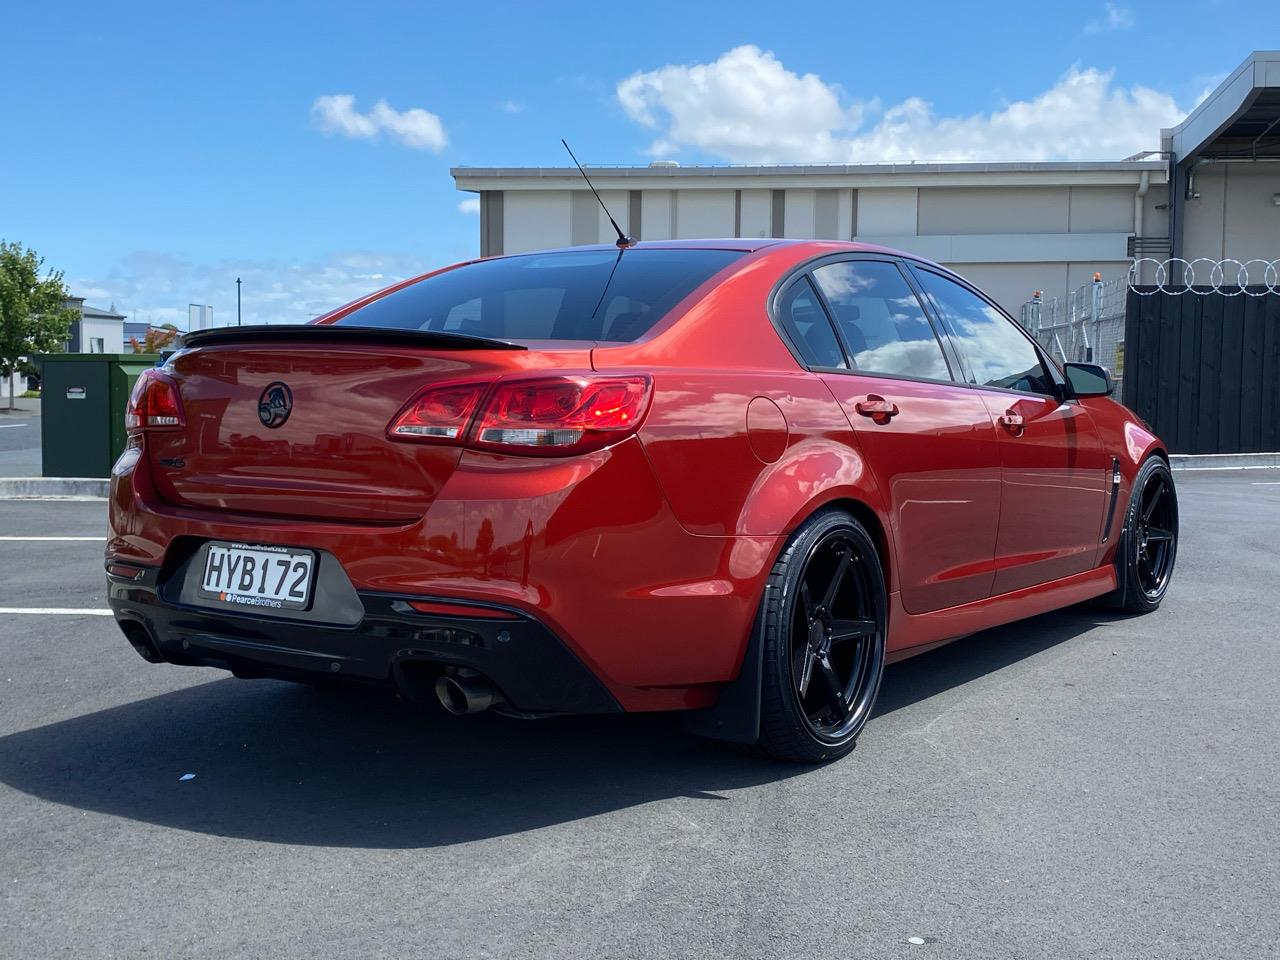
(198, 542, 315, 610)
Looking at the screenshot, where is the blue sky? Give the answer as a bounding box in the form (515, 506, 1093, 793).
(0, 0, 1269, 326)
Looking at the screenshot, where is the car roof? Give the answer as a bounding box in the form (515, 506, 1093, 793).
(314, 239, 951, 327)
(493, 238, 943, 269)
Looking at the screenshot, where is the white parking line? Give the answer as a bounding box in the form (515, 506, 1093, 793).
(2, 496, 108, 502)
(1252, 482, 1280, 486)
(0, 536, 106, 541)
(0, 423, 28, 429)
(0, 607, 113, 616)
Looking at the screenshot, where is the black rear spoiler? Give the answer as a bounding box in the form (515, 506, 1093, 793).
(180, 324, 527, 351)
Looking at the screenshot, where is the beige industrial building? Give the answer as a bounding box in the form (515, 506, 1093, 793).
(453, 51, 1279, 313)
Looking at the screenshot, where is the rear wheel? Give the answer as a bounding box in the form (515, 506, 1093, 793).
(1103, 456, 1178, 613)
(757, 510, 886, 763)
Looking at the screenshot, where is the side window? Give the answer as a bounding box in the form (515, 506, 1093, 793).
(914, 270, 1056, 396)
(810, 260, 952, 381)
(776, 278, 847, 369)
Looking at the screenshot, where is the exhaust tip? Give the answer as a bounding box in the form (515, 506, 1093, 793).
(434, 674, 500, 715)
(118, 620, 164, 664)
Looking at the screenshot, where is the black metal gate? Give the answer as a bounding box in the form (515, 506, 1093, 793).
(1124, 288, 1280, 454)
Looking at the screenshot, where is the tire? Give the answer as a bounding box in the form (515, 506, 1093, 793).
(1101, 456, 1179, 613)
(756, 509, 887, 763)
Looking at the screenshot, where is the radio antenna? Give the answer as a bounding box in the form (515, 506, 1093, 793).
(561, 139, 635, 249)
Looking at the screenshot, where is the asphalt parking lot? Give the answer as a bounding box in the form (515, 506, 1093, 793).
(0, 415, 40, 477)
(1, 470, 1277, 959)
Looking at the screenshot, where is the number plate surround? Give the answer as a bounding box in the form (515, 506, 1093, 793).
(194, 541, 317, 611)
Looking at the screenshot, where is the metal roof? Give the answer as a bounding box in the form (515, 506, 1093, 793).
(1163, 51, 1280, 161)
(452, 159, 1167, 179)
(81, 305, 126, 321)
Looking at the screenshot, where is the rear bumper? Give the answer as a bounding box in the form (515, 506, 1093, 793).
(108, 435, 781, 712)
(107, 564, 621, 715)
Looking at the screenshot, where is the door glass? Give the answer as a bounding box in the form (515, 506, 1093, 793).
(914, 270, 1055, 395)
(776, 277, 847, 369)
(810, 261, 951, 381)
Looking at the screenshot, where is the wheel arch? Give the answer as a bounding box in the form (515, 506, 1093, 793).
(798, 496, 894, 596)
(684, 493, 894, 747)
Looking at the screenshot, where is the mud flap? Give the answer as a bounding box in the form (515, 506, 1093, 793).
(681, 620, 763, 745)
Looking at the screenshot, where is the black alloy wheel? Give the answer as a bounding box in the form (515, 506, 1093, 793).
(1103, 456, 1179, 613)
(1134, 469, 1177, 600)
(757, 510, 886, 763)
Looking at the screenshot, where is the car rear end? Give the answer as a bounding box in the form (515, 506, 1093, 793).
(106, 245, 763, 715)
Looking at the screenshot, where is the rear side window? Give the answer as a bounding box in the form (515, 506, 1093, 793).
(776, 278, 847, 369)
(335, 249, 745, 342)
(810, 260, 951, 381)
(913, 269, 1055, 395)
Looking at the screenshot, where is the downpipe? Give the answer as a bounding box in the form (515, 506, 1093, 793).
(434, 674, 503, 715)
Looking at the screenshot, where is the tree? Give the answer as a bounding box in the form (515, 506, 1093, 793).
(0, 241, 77, 410)
(129, 327, 179, 354)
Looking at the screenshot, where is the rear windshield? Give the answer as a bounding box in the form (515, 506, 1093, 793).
(334, 248, 745, 342)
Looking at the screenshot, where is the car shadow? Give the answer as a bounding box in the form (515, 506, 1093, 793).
(873, 605, 1129, 717)
(0, 606, 1118, 849)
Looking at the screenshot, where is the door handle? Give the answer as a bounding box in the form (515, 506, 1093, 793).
(998, 411, 1025, 434)
(855, 395, 899, 423)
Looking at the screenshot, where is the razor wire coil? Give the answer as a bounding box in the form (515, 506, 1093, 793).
(1128, 258, 1280, 297)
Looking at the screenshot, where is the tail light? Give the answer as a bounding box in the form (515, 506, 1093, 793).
(387, 375, 652, 456)
(387, 382, 486, 442)
(125, 369, 185, 433)
(471, 376, 651, 453)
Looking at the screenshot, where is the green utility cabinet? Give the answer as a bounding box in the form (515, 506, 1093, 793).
(37, 353, 161, 478)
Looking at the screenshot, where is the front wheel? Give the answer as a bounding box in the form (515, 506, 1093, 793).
(756, 510, 887, 763)
(1103, 456, 1179, 613)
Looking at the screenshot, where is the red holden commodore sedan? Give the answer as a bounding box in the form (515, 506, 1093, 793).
(107, 240, 1178, 763)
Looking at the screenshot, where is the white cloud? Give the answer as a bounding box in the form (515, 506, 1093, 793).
(310, 94, 448, 152)
(1191, 72, 1229, 108)
(616, 45, 1186, 163)
(457, 197, 481, 215)
(499, 100, 524, 114)
(70, 250, 433, 329)
(1085, 3, 1134, 34)
(618, 45, 861, 163)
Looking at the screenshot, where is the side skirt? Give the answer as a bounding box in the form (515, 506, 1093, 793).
(886, 564, 1118, 660)
(687, 563, 1117, 744)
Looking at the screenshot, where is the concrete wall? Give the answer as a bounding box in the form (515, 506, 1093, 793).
(505, 190, 572, 253)
(783, 188, 817, 239)
(484, 177, 1161, 310)
(640, 190, 675, 241)
(918, 186, 1070, 234)
(675, 189, 735, 238)
(597, 190, 630, 243)
(1182, 163, 1280, 264)
(739, 189, 772, 238)
(858, 188, 917, 235)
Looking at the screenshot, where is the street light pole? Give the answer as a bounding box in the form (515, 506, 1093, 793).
(236, 277, 242, 326)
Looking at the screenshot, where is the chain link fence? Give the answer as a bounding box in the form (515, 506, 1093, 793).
(1018, 258, 1280, 406)
(1020, 275, 1128, 386)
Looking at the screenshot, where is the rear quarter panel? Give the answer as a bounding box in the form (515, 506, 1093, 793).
(635, 371, 884, 539)
(593, 242, 896, 587)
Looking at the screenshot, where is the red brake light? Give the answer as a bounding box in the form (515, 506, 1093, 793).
(387, 382, 487, 442)
(125, 370, 185, 433)
(386, 375, 653, 455)
(470, 375, 652, 454)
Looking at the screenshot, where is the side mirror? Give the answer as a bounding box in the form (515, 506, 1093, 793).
(1063, 362, 1113, 398)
